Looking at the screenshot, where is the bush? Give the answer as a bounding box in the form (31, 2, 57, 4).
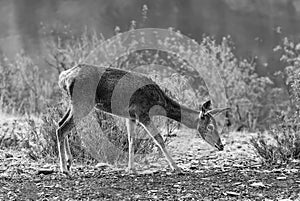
(0, 53, 60, 115)
(251, 122, 300, 164)
(251, 37, 300, 164)
(39, 103, 66, 157)
(276, 37, 300, 111)
(202, 37, 274, 131)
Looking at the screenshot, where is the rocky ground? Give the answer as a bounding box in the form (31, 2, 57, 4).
(0, 116, 300, 200)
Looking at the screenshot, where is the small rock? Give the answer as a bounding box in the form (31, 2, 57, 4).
(37, 168, 54, 175)
(5, 153, 13, 158)
(189, 166, 198, 170)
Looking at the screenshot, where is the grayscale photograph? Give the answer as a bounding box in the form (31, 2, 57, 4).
(0, 0, 299, 200)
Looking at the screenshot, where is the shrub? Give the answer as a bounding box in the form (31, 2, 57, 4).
(276, 37, 300, 111)
(251, 122, 300, 164)
(202, 37, 274, 131)
(39, 103, 66, 157)
(251, 37, 300, 164)
(0, 53, 60, 115)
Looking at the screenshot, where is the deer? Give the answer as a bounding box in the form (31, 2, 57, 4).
(56, 64, 230, 175)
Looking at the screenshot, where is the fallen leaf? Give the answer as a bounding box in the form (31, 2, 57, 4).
(44, 185, 55, 188)
(250, 182, 266, 188)
(139, 169, 159, 175)
(225, 191, 240, 196)
(95, 163, 111, 169)
(201, 177, 210, 180)
(286, 168, 298, 173)
(271, 168, 283, 173)
(232, 182, 242, 186)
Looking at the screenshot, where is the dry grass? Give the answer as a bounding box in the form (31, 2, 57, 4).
(0, 24, 299, 166)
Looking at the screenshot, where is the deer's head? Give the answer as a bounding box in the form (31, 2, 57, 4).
(196, 100, 230, 151)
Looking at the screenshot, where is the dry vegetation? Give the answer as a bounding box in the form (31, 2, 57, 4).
(0, 24, 300, 166)
(0, 21, 300, 201)
(0, 5, 299, 200)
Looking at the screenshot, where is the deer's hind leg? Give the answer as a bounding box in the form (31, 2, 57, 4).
(56, 107, 74, 174)
(58, 108, 71, 126)
(58, 108, 73, 170)
(64, 135, 72, 171)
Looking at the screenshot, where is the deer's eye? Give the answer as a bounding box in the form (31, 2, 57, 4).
(207, 124, 214, 131)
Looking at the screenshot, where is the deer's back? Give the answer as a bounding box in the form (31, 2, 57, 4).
(94, 67, 168, 119)
(60, 64, 171, 120)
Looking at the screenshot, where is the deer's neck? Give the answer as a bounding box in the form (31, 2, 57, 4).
(154, 96, 199, 129)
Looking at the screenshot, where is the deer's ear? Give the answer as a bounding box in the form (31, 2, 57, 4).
(198, 111, 204, 119)
(206, 107, 231, 116)
(200, 100, 212, 112)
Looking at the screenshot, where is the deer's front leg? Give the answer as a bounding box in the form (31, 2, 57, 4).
(141, 121, 181, 172)
(126, 119, 136, 173)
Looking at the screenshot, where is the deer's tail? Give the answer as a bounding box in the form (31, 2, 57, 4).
(58, 65, 80, 97)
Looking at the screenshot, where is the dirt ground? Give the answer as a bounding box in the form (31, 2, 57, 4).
(0, 123, 300, 200)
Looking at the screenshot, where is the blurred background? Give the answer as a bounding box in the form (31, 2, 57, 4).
(0, 0, 300, 79)
(0, 0, 300, 166)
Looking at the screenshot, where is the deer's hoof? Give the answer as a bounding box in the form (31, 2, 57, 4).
(59, 166, 71, 176)
(171, 167, 184, 175)
(62, 170, 71, 176)
(66, 160, 72, 171)
(58, 169, 71, 177)
(175, 170, 185, 175)
(125, 168, 137, 175)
